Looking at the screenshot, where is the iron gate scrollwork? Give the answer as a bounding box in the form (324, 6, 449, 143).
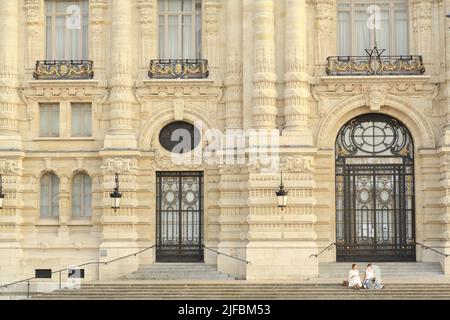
(335, 114, 416, 262)
(156, 171, 204, 262)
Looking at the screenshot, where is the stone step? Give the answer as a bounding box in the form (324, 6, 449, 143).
(122, 263, 234, 281)
(31, 281, 450, 300)
(318, 262, 443, 278)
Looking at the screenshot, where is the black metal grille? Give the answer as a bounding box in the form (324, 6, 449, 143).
(33, 60, 94, 80)
(326, 47, 425, 76)
(336, 114, 415, 262)
(156, 171, 204, 262)
(149, 59, 209, 79)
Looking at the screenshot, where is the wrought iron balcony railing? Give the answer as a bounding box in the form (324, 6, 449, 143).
(149, 59, 209, 79)
(326, 47, 425, 76)
(33, 60, 94, 80)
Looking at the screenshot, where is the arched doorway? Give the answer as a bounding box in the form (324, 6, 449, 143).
(335, 114, 416, 262)
(155, 121, 204, 262)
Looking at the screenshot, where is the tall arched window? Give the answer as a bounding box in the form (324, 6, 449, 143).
(40, 173, 60, 218)
(72, 172, 92, 217)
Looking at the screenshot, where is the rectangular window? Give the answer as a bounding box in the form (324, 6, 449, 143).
(45, 0, 89, 60)
(39, 103, 60, 137)
(337, 0, 409, 56)
(158, 0, 202, 59)
(71, 103, 92, 137)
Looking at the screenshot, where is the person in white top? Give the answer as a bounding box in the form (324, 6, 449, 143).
(348, 264, 363, 290)
(363, 263, 384, 290)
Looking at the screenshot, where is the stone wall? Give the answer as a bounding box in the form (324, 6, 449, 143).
(0, 0, 448, 282)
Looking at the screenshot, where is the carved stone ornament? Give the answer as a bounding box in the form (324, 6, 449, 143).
(364, 85, 388, 111)
(0, 160, 20, 174)
(281, 156, 315, 172)
(101, 158, 138, 174)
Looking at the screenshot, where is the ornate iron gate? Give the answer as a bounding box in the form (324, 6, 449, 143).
(335, 114, 416, 262)
(156, 171, 204, 262)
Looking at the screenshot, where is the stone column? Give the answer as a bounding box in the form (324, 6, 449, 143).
(283, 0, 313, 145)
(103, 0, 137, 150)
(0, 0, 22, 150)
(443, 0, 450, 144)
(252, 0, 278, 129)
(0, 159, 24, 283)
(0, 1, 23, 283)
(225, 0, 243, 131)
(441, 0, 450, 275)
(90, 0, 108, 81)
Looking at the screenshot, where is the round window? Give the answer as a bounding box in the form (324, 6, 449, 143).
(159, 121, 201, 154)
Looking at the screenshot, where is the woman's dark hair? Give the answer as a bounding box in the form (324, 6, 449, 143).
(367, 263, 372, 267)
(352, 264, 357, 269)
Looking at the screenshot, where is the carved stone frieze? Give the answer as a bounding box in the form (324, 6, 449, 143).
(0, 160, 20, 174)
(281, 156, 315, 173)
(101, 158, 139, 174)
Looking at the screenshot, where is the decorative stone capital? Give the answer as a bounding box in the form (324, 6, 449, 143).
(24, 0, 41, 25)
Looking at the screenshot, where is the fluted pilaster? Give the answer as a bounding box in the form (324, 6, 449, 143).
(283, 0, 313, 144)
(252, 0, 278, 129)
(225, 0, 243, 130)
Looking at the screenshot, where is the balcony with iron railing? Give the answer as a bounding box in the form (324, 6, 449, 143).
(33, 60, 94, 80)
(326, 47, 425, 76)
(148, 59, 209, 79)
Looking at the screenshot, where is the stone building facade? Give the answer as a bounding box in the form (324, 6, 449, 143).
(0, 0, 449, 283)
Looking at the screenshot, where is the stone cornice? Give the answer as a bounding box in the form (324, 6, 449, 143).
(320, 75, 432, 85)
(136, 79, 219, 99)
(22, 80, 108, 102)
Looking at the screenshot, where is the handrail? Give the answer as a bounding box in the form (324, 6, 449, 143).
(416, 242, 449, 258)
(203, 245, 251, 265)
(0, 245, 156, 297)
(310, 242, 337, 258)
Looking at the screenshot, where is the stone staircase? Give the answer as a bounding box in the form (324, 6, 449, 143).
(122, 263, 235, 280)
(31, 282, 450, 300)
(22, 262, 450, 300)
(319, 262, 444, 279)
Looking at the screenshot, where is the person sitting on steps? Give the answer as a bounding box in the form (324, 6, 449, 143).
(348, 263, 363, 290)
(363, 263, 384, 290)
